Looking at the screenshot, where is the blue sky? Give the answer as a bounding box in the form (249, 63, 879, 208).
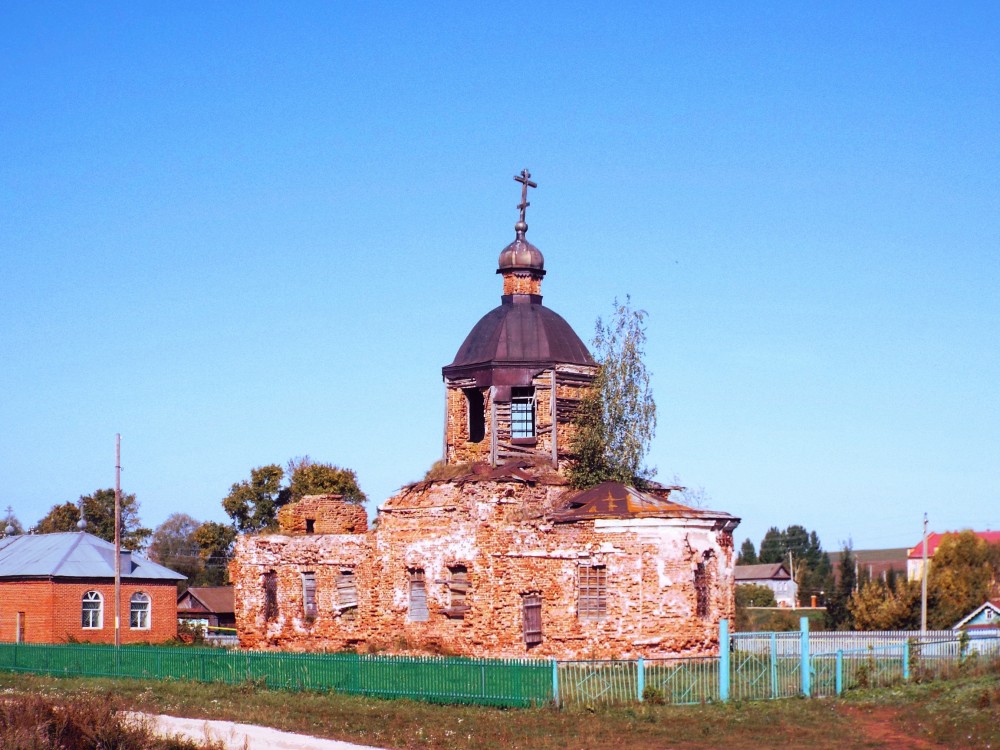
(2, 3, 997, 555)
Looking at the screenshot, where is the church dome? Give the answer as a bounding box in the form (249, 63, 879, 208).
(443, 296, 595, 380)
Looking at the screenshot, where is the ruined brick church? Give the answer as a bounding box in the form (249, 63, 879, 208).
(231, 172, 740, 659)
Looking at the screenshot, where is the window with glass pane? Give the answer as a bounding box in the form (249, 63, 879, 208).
(82, 591, 102, 629)
(511, 388, 535, 438)
(577, 564, 607, 620)
(130, 592, 150, 629)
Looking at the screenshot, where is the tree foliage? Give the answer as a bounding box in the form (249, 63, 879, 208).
(221, 464, 285, 533)
(192, 521, 237, 586)
(737, 538, 758, 565)
(286, 456, 367, 504)
(755, 524, 833, 606)
(826, 541, 857, 630)
(849, 577, 921, 630)
(926, 531, 999, 630)
(222, 458, 367, 533)
(147, 513, 203, 584)
(569, 296, 657, 488)
(35, 489, 151, 551)
(735, 583, 776, 608)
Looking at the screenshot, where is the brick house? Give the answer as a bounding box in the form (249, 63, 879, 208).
(0, 531, 184, 644)
(231, 174, 741, 659)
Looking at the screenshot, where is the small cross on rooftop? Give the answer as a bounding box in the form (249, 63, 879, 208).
(514, 168, 537, 226)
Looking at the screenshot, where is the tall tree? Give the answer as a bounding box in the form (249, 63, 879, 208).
(826, 541, 857, 630)
(35, 489, 151, 551)
(758, 527, 786, 564)
(147, 513, 203, 584)
(287, 456, 367, 504)
(221, 464, 286, 533)
(927, 531, 997, 629)
(737, 538, 758, 565)
(849, 577, 920, 630)
(193, 521, 237, 586)
(570, 296, 657, 488)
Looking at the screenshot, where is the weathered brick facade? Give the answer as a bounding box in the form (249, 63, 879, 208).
(231, 475, 738, 659)
(0, 579, 178, 644)
(230, 177, 740, 659)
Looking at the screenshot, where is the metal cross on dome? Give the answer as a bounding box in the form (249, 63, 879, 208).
(514, 168, 537, 224)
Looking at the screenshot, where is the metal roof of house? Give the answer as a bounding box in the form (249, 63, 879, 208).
(734, 563, 792, 581)
(0, 532, 185, 580)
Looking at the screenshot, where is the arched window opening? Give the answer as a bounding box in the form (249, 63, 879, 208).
(82, 591, 103, 630)
(130, 592, 151, 630)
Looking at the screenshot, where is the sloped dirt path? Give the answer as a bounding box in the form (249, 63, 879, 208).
(838, 705, 946, 750)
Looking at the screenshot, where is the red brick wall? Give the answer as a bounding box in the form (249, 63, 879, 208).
(0, 579, 178, 644)
(278, 495, 368, 535)
(232, 481, 736, 659)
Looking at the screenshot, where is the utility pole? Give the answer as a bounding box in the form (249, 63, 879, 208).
(114, 433, 122, 648)
(920, 512, 928, 636)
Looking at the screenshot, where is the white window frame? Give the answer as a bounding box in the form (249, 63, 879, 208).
(82, 590, 103, 629)
(129, 592, 151, 630)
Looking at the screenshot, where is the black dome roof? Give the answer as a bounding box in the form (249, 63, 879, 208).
(443, 295, 595, 380)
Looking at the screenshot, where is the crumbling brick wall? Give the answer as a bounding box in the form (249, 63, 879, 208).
(277, 494, 368, 535)
(231, 482, 735, 659)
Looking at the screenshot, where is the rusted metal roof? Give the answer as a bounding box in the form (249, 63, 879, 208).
(552, 481, 740, 525)
(443, 296, 595, 382)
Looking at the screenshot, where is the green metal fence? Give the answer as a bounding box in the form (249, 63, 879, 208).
(0, 621, 995, 709)
(0, 642, 551, 707)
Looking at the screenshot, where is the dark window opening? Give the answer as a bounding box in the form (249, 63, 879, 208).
(694, 562, 710, 618)
(511, 387, 535, 439)
(409, 569, 428, 622)
(464, 388, 485, 443)
(578, 564, 607, 621)
(264, 570, 278, 621)
(302, 572, 317, 618)
(522, 592, 542, 646)
(305, 518, 315, 534)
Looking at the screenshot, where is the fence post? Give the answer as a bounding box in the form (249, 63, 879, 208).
(835, 650, 843, 695)
(637, 657, 645, 702)
(551, 659, 559, 707)
(719, 618, 730, 702)
(770, 632, 778, 699)
(799, 617, 810, 697)
(903, 639, 910, 681)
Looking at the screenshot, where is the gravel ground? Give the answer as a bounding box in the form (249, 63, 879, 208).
(138, 713, 388, 750)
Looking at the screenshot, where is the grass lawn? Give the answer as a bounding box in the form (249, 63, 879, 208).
(1, 669, 997, 749)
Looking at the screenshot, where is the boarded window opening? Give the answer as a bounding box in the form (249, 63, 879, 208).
(302, 572, 317, 618)
(578, 564, 607, 620)
(336, 569, 358, 621)
(408, 569, 428, 622)
(305, 518, 315, 534)
(442, 564, 470, 618)
(511, 387, 535, 439)
(16, 612, 24, 643)
(464, 389, 485, 443)
(522, 592, 542, 646)
(264, 571, 278, 621)
(694, 562, 710, 618)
